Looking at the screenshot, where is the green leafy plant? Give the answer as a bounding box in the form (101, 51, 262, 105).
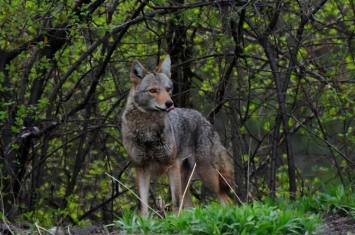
(298, 184, 355, 215)
(115, 202, 323, 235)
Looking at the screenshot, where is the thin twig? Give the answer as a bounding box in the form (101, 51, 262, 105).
(217, 169, 242, 204)
(35, 222, 55, 234)
(35, 223, 42, 235)
(0, 187, 14, 235)
(247, 138, 252, 202)
(178, 163, 197, 216)
(104, 172, 163, 219)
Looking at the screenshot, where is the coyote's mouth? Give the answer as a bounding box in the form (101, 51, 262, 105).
(167, 105, 175, 112)
(156, 106, 175, 112)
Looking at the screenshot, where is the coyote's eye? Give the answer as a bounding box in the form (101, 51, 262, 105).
(166, 87, 171, 92)
(148, 88, 158, 93)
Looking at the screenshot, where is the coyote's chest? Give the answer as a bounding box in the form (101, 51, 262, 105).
(123, 110, 176, 165)
(133, 128, 175, 164)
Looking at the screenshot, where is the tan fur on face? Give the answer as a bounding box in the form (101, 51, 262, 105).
(147, 86, 171, 106)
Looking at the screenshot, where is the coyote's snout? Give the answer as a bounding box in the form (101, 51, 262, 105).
(121, 55, 234, 217)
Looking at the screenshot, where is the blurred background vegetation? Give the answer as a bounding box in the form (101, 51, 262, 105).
(1, 0, 355, 226)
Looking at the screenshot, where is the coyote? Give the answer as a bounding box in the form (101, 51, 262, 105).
(121, 55, 234, 217)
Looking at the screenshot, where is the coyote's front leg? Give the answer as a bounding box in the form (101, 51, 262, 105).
(135, 166, 151, 218)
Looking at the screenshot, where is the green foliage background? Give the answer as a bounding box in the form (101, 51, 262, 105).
(1, 0, 355, 226)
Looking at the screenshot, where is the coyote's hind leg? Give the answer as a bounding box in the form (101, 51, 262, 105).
(167, 163, 182, 215)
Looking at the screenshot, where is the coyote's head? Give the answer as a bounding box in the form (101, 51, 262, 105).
(130, 55, 175, 112)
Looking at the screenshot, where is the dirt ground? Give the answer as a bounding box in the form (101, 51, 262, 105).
(2, 213, 355, 234)
(319, 213, 355, 235)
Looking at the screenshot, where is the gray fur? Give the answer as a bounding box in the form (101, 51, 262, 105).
(121, 55, 234, 217)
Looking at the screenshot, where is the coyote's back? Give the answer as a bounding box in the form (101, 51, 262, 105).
(121, 55, 234, 217)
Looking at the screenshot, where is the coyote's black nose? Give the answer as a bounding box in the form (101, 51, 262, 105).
(165, 100, 175, 111)
(165, 100, 174, 108)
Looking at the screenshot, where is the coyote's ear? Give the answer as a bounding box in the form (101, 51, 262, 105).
(156, 55, 171, 78)
(130, 60, 149, 86)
